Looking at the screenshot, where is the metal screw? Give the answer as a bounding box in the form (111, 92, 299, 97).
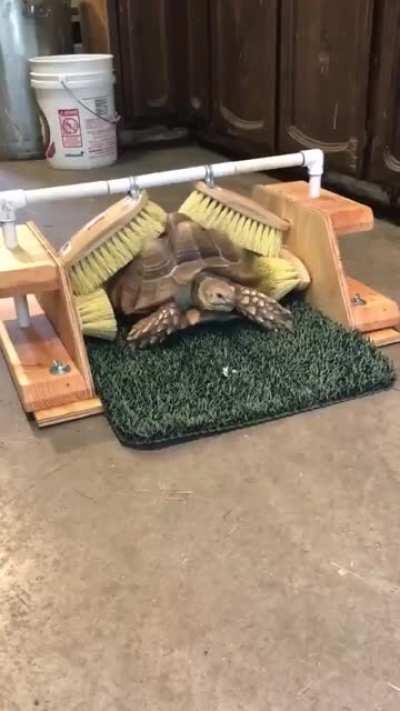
(49, 360, 71, 375)
(351, 293, 367, 306)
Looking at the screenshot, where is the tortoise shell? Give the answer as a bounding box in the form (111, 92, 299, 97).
(108, 213, 257, 316)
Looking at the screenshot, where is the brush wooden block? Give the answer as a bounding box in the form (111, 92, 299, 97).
(252, 181, 400, 346)
(0, 224, 59, 297)
(0, 296, 92, 412)
(194, 182, 291, 231)
(60, 193, 146, 267)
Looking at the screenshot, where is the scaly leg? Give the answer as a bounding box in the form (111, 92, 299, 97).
(235, 285, 293, 332)
(127, 305, 239, 348)
(127, 301, 186, 348)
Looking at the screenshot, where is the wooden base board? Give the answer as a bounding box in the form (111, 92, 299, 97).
(347, 277, 400, 333)
(0, 296, 92, 413)
(34, 397, 103, 427)
(367, 328, 400, 347)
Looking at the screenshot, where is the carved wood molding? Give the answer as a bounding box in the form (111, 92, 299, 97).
(383, 147, 400, 173)
(220, 105, 264, 131)
(288, 126, 357, 154)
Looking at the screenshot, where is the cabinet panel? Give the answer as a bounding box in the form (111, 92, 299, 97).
(279, 0, 374, 175)
(113, 0, 179, 125)
(210, 0, 278, 152)
(367, 0, 400, 187)
(183, 0, 210, 123)
(80, 0, 110, 53)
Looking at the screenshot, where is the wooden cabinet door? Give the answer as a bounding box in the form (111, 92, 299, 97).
(279, 0, 374, 175)
(111, 0, 181, 126)
(180, 0, 210, 125)
(367, 0, 400, 189)
(209, 0, 278, 152)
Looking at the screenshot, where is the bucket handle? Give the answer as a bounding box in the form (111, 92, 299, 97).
(23, 1, 51, 18)
(60, 77, 120, 126)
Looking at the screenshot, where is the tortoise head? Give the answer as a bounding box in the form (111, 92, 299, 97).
(192, 274, 236, 312)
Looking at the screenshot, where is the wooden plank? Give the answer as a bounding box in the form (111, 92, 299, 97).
(0, 223, 59, 297)
(0, 297, 91, 413)
(347, 277, 400, 332)
(253, 183, 355, 328)
(258, 181, 374, 235)
(34, 398, 104, 427)
(30, 222, 95, 397)
(367, 328, 400, 347)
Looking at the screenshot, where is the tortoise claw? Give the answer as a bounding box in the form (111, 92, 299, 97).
(127, 301, 184, 348)
(235, 286, 293, 332)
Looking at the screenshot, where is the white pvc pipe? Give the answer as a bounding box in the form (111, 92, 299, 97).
(309, 175, 321, 199)
(3, 150, 323, 208)
(24, 180, 111, 205)
(3, 220, 18, 249)
(14, 295, 30, 328)
(303, 149, 324, 198)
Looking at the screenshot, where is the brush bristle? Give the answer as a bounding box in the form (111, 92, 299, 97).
(70, 200, 167, 295)
(179, 190, 282, 257)
(75, 288, 117, 340)
(251, 255, 301, 300)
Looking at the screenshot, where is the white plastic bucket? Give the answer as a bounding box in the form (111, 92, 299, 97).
(30, 54, 117, 170)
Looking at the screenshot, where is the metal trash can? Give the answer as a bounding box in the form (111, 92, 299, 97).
(0, 0, 72, 160)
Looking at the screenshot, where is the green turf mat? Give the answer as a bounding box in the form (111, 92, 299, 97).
(86, 301, 395, 448)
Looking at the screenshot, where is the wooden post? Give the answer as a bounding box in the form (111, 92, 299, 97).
(253, 181, 400, 346)
(0, 222, 102, 426)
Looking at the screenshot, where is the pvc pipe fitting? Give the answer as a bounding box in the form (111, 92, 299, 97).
(301, 149, 324, 198)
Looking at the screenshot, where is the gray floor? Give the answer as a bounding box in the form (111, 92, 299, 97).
(1, 144, 400, 711)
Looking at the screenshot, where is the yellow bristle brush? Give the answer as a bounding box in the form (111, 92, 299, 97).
(251, 248, 311, 301)
(179, 182, 290, 257)
(60, 191, 167, 296)
(74, 288, 117, 341)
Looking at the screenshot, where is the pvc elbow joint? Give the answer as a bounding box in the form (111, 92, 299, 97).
(301, 149, 324, 198)
(0, 190, 27, 217)
(301, 149, 324, 177)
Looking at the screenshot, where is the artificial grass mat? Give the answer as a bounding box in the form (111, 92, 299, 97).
(86, 301, 395, 448)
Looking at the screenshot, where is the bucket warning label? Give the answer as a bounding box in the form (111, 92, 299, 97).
(58, 109, 82, 148)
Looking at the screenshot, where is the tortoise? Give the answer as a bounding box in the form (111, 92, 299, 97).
(107, 213, 293, 348)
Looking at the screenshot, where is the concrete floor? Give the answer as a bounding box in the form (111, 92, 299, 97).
(1, 144, 400, 711)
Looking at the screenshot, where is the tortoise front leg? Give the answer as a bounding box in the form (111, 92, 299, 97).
(127, 301, 187, 348)
(235, 285, 293, 332)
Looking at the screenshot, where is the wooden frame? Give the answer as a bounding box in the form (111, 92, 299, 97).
(1, 185, 397, 430)
(0, 222, 103, 427)
(252, 181, 400, 346)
